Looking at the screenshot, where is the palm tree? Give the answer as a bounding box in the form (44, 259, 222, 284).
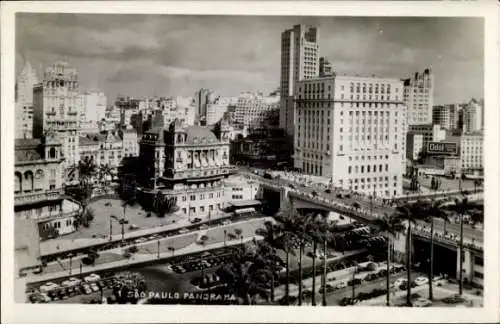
(373, 213, 405, 306)
(454, 195, 470, 296)
(218, 245, 270, 305)
(304, 213, 329, 306)
(274, 212, 299, 305)
(395, 200, 427, 306)
(422, 199, 450, 300)
(256, 241, 281, 303)
(255, 221, 282, 303)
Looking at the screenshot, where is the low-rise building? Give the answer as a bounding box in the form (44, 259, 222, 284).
(223, 175, 259, 203)
(15, 132, 80, 241)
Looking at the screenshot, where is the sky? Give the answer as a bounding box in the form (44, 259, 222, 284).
(16, 14, 484, 105)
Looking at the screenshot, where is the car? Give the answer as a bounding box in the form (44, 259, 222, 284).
(222, 220, 232, 225)
(90, 283, 100, 292)
(191, 218, 202, 223)
(288, 184, 296, 189)
(414, 298, 433, 307)
(84, 285, 93, 295)
(393, 278, 407, 288)
(57, 289, 68, 300)
(84, 273, 101, 283)
(38, 293, 52, 303)
(414, 277, 429, 286)
(179, 228, 189, 234)
(336, 282, 347, 289)
(200, 224, 209, 230)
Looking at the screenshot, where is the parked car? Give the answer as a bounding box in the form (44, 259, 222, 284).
(82, 284, 92, 295)
(84, 273, 101, 283)
(336, 282, 348, 289)
(191, 218, 202, 223)
(414, 297, 433, 307)
(288, 184, 296, 189)
(325, 189, 331, 194)
(222, 220, 232, 225)
(90, 283, 100, 292)
(392, 278, 407, 288)
(414, 277, 429, 286)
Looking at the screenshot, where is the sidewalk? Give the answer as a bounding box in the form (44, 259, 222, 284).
(40, 212, 233, 256)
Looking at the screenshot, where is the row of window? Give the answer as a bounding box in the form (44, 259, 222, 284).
(184, 192, 222, 201)
(348, 164, 391, 174)
(181, 204, 220, 215)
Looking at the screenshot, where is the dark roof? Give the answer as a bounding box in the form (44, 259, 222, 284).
(15, 148, 42, 162)
(229, 200, 262, 208)
(184, 126, 218, 145)
(79, 136, 97, 146)
(15, 138, 41, 148)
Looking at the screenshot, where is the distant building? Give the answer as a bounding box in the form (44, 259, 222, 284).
(432, 104, 461, 130)
(15, 61, 39, 139)
(15, 132, 80, 241)
(234, 92, 280, 129)
(80, 91, 107, 134)
(319, 57, 334, 77)
(80, 131, 124, 171)
(463, 99, 484, 133)
(193, 88, 217, 125)
(406, 133, 424, 161)
(402, 69, 434, 125)
(33, 61, 82, 183)
(120, 127, 139, 158)
(231, 128, 291, 166)
(280, 24, 320, 137)
(460, 132, 483, 172)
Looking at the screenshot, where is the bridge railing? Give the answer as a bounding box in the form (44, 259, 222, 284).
(412, 227, 483, 252)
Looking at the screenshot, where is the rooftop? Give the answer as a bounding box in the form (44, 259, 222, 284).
(184, 125, 218, 145)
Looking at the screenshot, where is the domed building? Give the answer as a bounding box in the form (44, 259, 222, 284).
(137, 118, 235, 220)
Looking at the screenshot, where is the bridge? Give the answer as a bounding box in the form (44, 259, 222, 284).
(240, 170, 483, 250)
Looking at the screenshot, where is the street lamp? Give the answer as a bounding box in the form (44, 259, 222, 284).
(157, 240, 160, 259)
(68, 253, 73, 276)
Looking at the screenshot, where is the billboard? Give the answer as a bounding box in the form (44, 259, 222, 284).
(426, 142, 458, 155)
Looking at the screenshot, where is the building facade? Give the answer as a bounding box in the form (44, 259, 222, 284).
(460, 132, 483, 172)
(280, 24, 320, 137)
(234, 92, 280, 129)
(402, 69, 434, 125)
(32, 61, 82, 183)
(319, 57, 333, 77)
(294, 75, 406, 198)
(223, 175, 259, 202)
(15, 61, 39, 139)
(120, 128, 140, 157)
(15, 132, 80, 240)
(137, 120, 233, 220)
(432, 104, 461, 130)
(80, 91, 107, 134)
(463, 99, 484, 133)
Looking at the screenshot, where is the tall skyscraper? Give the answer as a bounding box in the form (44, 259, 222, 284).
(402, 68, 434, 125)
(15, 61, 39, 139)
(33, 61, 82, 182)
(280, 24, 320, 137)
(194, 88, 216, 126)
(294, 75, 407, 198)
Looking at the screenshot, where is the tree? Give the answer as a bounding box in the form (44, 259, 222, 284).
(395, 201, 427, 306)
(303, 213, 330, 306)
(421, 199, 450, 300)
(373, 213, 405, 306)
(218, 245, 270, 305)
(454, 195, 470, 296)
(273, 212, 298, 305)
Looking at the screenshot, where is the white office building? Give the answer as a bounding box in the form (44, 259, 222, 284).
(294, 75, 407, 198)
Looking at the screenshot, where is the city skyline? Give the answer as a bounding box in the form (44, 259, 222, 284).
(16, 14, 483, 105)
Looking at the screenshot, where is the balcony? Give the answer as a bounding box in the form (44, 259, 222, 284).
(14, 189, 63, 206)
